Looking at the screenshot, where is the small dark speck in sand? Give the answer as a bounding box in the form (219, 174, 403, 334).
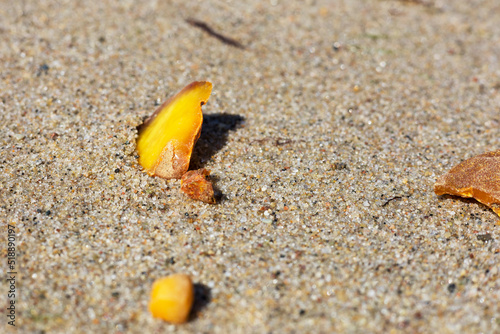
(477, 233, 493, 242)
(37, 64, 49, 76)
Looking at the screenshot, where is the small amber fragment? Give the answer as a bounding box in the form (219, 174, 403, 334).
(137, 81, 212, 179)
(434, 150, 500, 216)
(181, 168, 215, 204)
(149, 274, 194, 324)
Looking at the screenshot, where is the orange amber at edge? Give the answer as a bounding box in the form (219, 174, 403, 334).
(434, 150, 500, 216)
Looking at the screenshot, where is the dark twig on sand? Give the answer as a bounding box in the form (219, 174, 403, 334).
(382, 194, 411, 207)
(185, 18, 245, 49)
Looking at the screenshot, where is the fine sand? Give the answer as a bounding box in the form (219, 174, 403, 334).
(1, 0, 499, 333)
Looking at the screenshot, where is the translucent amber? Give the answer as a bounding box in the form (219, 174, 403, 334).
(148, 274, 194, 324)
(137, 81, 212, 179)
(434, 150, 500, 216)
(181, 168, 215, 204)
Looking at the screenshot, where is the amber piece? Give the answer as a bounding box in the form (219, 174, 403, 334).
(181, 168, 215, 204)
(149, 274, 194, 324)
(434, 150, 500, 216)
(137, 81, 212, 179)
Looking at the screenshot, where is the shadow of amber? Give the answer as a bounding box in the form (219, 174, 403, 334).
(190, 113, 245, 170)
(188, 283, 212, 322)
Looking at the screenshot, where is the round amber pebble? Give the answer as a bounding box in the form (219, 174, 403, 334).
(149, 274, 194, 324)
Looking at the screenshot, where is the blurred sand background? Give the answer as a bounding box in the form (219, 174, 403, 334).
(0, 0, 499, 332)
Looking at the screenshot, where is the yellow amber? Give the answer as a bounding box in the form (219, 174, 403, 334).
(137, 81, 212, 179)
(148, 274, 194, 324)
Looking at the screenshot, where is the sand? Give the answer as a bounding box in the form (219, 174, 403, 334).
(1, 0, 499, 333)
